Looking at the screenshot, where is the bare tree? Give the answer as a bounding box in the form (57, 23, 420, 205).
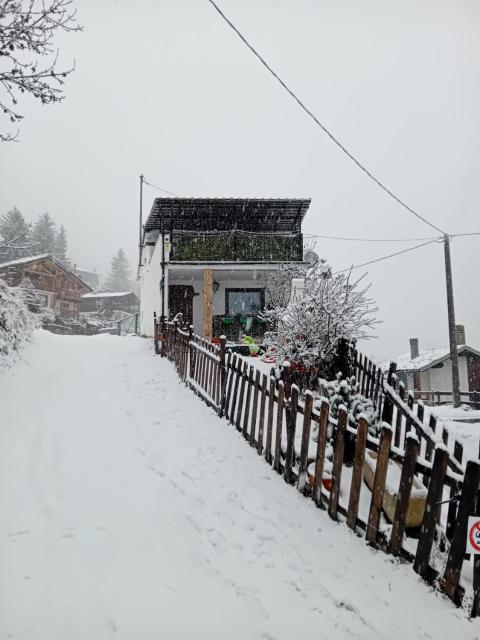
(0, 0, 81, 141)
(263, 262, 379, 370)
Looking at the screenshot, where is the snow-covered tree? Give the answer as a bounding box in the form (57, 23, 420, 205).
(0, 0, 82, 141)
(31, 213, 56, 254)
(262, 263, 309, 310)
(263, 261, 378, 378)
(105, 249, 131, 291)
(0, 207, 31, 261)
(17, 278, 42, 312)
(54, 224, 68, 261)
(0, 279, 35, 365)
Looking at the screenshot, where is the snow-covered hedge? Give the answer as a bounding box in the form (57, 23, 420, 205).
(0, 279, 36, 365)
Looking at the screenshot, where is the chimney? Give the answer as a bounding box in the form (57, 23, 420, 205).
(455, 324, 466, 346)
(410, 338, 419, 360)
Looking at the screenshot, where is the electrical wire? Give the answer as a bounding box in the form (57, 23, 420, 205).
(143, 179, 179, 198)
(451, 232, 480, 238)
(207, 0, 446, 236)
(332, 239, 440, 275)
(304, 233, 441, 242)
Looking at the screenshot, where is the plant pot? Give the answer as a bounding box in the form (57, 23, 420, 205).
(363, 451, 427, 528)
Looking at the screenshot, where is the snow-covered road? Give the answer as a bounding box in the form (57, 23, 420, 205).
(0, 331, 477, 639)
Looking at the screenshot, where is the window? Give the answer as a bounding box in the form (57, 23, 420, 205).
(225, 288, 264, 315)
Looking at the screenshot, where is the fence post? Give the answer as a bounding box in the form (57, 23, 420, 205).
(346, 415, 369, 530)
(442, 460, 480, 602)
(414, 444, 449, 580)
(328, 406, 348, 520)
(153, 312, 159, 354)
(188, 325, 194, 380)
(389, 432, 420, 556)
(297, 391, 313, 494)
(160, 316, 166, 357)
(366, 424, 393, 545)
(218, 335, 227, 417)
(312, 399, 329, 508)
(283, 360, 291, 399)
(284, 384, 298, 485)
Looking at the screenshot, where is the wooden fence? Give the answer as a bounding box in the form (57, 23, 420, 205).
(154, 316, 480, 616)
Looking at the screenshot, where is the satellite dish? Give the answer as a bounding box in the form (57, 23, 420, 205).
(303, 249, 319, 265)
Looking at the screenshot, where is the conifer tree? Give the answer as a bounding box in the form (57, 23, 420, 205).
(54, 225, 68, 261)
(31, 213, 56, 254)
(0, 207, 31, 261)
(105, 249, 131, 291)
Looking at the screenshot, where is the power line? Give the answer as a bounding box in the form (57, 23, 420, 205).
(305, 233, 440, 243)
(451, 232, 480, 238)
(207, 0, 446, 236)
(332, 239, 440, 275)
(143, 179, 179, 198)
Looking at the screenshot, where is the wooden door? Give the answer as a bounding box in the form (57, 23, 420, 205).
(168, 285, 194, 326)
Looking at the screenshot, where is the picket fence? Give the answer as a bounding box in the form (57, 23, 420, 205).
(154, 315, 480, 616)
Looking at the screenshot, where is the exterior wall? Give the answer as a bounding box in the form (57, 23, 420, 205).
(139, 239, 164, 336)
(403, 354, 470, 393)
(0, 258, 89, 319)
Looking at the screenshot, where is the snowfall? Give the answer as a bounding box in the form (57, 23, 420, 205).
(0, 331, 479, 639)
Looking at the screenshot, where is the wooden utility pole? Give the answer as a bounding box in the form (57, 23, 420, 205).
(203, 268, 214, 341)
(443, 234, 461, 408)
(138, 174, 144, 272)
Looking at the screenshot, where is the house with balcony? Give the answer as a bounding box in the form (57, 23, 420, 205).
(139, 197, 311, 341)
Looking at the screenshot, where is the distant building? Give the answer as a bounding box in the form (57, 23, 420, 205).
(393, 331, 480, 398)
(80, 291, 139, 317)
(0, 254, 92, 318)
(73, 267, 101, 290)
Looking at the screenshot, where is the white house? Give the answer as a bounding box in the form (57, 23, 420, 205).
(139, 197, 311, 340)
(393, 335, 480, 399)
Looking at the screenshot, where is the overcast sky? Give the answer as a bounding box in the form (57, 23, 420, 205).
(1, 0, 479, 360)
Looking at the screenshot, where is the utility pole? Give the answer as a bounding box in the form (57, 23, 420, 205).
(137, 174, 144, 273)
(443, 234, 461, 408)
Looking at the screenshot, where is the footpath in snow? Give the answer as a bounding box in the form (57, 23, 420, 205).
(0, 331, 478, 639)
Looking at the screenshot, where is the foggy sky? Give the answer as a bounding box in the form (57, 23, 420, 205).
(1, 0, 479, 360)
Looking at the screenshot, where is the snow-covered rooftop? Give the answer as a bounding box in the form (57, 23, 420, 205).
(393, 344, 480, 371)
(0, 254, 92, 291)
(0, 253, 50, 268)
(82, 291, 133, 299)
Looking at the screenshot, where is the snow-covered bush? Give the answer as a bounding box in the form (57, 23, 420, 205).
(318, 374, 380, 436)
(17, 278, 55, 322)
(0, 280, 36, 365)
(263, 261, 378, 384)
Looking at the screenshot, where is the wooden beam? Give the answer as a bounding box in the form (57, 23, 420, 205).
(203, 268, 213, 341)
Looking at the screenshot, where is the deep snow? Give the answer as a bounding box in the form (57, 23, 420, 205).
(0, 331, 478, 639)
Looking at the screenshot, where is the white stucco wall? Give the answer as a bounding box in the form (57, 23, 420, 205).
(428, 356, 469, 391)
(404, 355, 470, 393)
(139, 234, 171, 336)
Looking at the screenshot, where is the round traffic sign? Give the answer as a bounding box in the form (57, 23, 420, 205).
(468, 520, 480, 553)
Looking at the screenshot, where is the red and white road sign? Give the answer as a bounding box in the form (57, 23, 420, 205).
(467, 517, 480, 554)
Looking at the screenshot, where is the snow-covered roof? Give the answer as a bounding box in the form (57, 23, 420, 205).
(82, 291, 133, 299)
(0, 253, 50, 268)
(0, 254, 92, 291)
(393, 344, 480, 372)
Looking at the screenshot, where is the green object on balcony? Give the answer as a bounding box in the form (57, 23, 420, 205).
(172, 232, 303, 262)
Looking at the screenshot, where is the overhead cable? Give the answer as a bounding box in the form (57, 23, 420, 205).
(333, 239, 440, 275)
(207, 0, 446, 236)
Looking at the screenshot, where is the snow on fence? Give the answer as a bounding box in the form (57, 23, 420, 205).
(154, 315, 480, 616)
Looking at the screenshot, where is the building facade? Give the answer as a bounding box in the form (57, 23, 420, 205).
(139, 197, 311, 339)
(0, 254, 91, 319)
